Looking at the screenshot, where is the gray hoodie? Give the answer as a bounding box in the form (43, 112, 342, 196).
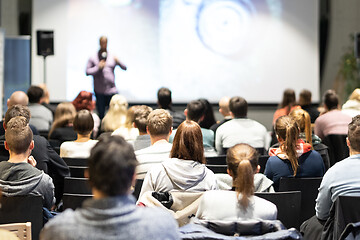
(0, 161, 55, 209)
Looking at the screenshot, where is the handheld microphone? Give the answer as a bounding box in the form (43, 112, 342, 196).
(100, 51, 107, 61)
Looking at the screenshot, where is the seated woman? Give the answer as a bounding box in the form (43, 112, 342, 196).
(139, 120, 217, 198)
(195, 144, 277, 221)
(265, 116, 325, 191)
(60, 110, 98, 158)
(49, 102, 77, 145)
(112, 105, 139, 141)
(101, 94, 128, 133)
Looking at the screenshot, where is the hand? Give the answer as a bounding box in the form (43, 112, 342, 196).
(27, 155, 37, 167)
(114, 57, 127, 70)
(99, 60, 106, 69)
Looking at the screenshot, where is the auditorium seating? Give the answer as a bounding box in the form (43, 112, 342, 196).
(323, 134, 349, 167)
(205, 155, 227, 174)
(63, 177, 92, 210)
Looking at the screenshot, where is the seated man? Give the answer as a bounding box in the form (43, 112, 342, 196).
(135, 109, 173, 179)
(40, 136, 179, 240)
(210, 96, 232, 133)
(131, 105, 153, 151)
(0, 116, 54, 209)
(215, 96, 268, 154)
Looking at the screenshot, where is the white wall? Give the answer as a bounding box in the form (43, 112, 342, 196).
(32, 0, 68, 101)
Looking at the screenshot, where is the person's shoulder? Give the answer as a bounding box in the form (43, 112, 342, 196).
(41, 209, 77, 239)
(135, 207, 179, 233)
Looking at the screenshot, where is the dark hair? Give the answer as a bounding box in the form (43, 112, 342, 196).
(5, 105, 31, 126)
(299, 89, 312, 106)
(275, 115, 300, 176)
(229, 96, 248, 118)
(133, 105, 153, 133)
(147, 109, 173, 136)
(279, 89, 296, 115)
(73, 110, 94, 135)
(170, 120, 205, 164)
(198, 98, 216, 129)
(186, 100, 205, 122)
(27, 86, 44, 103)
(157, 87, 172, 109)
(5, 116, 33, 154)
(323, 89, 339, 110)
(348, 115, 360, 152)
(87, 135, 138, 196)
(227, 144, 258, 208)
(72, 91, 96, 111)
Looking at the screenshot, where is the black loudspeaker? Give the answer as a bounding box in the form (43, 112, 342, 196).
(37, 30, 54, 57)
(355, 32, 360, 59)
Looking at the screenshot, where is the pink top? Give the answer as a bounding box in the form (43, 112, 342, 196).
(272, 105, 301, 125)
(314, 110, 352, 140)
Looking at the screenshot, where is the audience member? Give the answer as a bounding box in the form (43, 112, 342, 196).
(38, 83, 56, 117)
(101, 94, 128, 132)
(195, 144, 277, 221)
(139, 120, 217, 198)
(0, 116, 54, 209)
(215, 96, 268, 154)
(314, 90, 352, 140)
(27, 86, 53, 131)
(215, 144, 274, 192)
(170, 100, 215, 153)
(60, 110, 98, 158)
(198, 98, 216, 129)
(72, 91, 101, 138)
(131, 105, 153, 151)
(301, 115, 360, 239)
(40, 136, 180, 240)
(0, 91, 38, 136)
(210, 96, 232, 133)
(157, 87, 186, 129)
(0, 105, 69, 204)
(135, 109, 173, 179)
(49, 102, 77, 144)
(272, 89, 300, 125)
(342, 88, 360, 117)
(265, 116, 325, 190)
(112, 105, 139, 141)
(298, 89, 319, 123)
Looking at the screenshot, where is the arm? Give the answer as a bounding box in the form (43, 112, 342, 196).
(86, 57, 101, 76)
(215, 129, 222, 154)
(314, 119, 324, 140)
(315, 173, 333, 220)
(114, 57, 127, 70)
(138, 170, 156, 201)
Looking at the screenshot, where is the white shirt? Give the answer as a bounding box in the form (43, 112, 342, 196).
(60, 140, 98, 158)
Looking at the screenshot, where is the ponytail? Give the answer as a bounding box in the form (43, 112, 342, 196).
(303, 111, 313, 149)
(235, 160, 254, 208)
(284, 122, 299, 176)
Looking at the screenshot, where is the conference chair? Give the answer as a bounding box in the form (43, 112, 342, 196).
(258, 155, 269, 174)
(205, 155, 227, 174)
(0, 222, 32, 240)
(278, 177, 323, 223)
(133, 179, 144, 200)
(323, 134, 349, 167)
(62, 193, 92, 210)
(255, 191, 301, 230)
(63, 157, 88, 167)
(0, 195, 43, 240)
(63, 177, 92, 194)
(69, 166, 88, 178)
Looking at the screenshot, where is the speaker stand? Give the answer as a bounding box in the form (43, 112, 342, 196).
(43, 55, 47, 85)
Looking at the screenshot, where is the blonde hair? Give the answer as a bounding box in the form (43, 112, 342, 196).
(275, 115, 300, 176)
(349, 88, 360, 101)
(49, 102, 76, 137)
(101, 94, 128, 132)
(227, 144, 257, 208)
(289, 109, 313, 148)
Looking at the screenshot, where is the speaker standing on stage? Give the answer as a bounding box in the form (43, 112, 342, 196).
(86, 36, 127, 119)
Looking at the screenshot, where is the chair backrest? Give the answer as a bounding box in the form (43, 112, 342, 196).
(323, 134, 349, 167)
(255, 191, 301, 230)
(69, 166, 88, 178)
(62, 193, 92, 210)
(0, 222, 32, 240)
(205, 155, 228, 174)
(278, 177, 322, 223)
(333, 195, 360, 239)
(63, 177, 92, 194)
(63, 157, 88, 167)
(0, 195, 43, 240)
(205, 165, 228, 174)
(258, 155, 269, 174)
(133, 179, 144, 200)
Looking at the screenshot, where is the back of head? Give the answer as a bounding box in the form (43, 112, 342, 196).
(73, 110, 94, 135)
(102, 95, 128, 132)
(134, 105, 153, 133)
(109, 94, 128, 113)
(5, 116, 33, 154)
(299, 89, 312, 106)
(289, 108, 312, 147)
(88, 135, 138, 196)
(157, 87, 172, 109)
(226, 144, 257, 208)
(170, 120, 205, 164)
(124, 105, 137, 128)
(229, 96, 248, 118)
(348, 115, 360, 153)
(349, 88, 360, 102)
(198, 98, 216, 129)
(5, 105, 31, 126)
(186, 100, 205, 122)
(280, 89, 296, 109)
(50, 102, 77, 136)
(323, 89, 339, 110)
(8, 91, 29, 107)
(72, 91, 96, 111)
(147, 109, 173, 137)
(27, 86, 44, 104)
(219, 96, 231, 116)
(275, 115, 300, 175)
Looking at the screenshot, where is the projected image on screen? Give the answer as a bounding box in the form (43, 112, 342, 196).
(66, 0, 319, 103)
